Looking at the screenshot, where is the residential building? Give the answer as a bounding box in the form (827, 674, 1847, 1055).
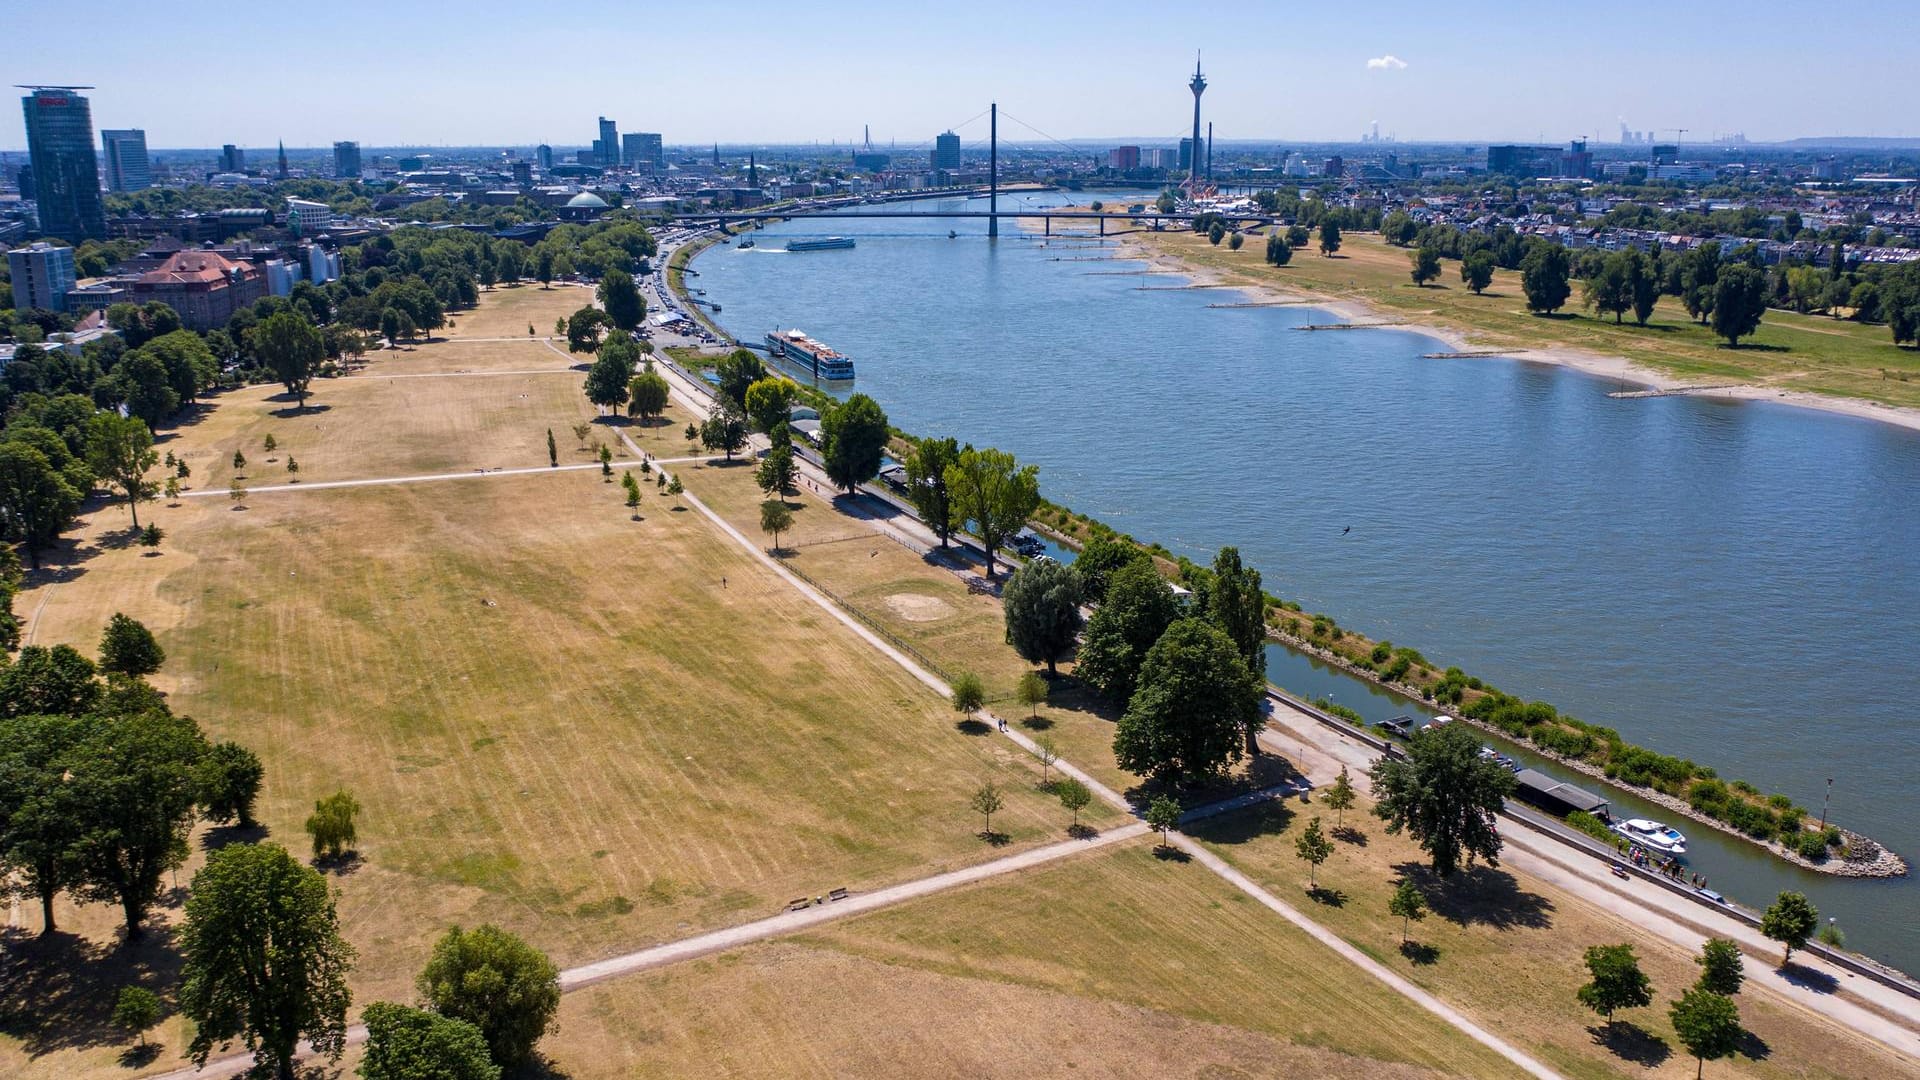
(20, 87, 107, 241)
(284, 197, 331, 235)
(931, 130, 961, 177)
(101, 129, 152, 192)
(128, 249, 265, 330)
(1107, 145, 1141, 171)
(1141, 147, 1176, 170)
(221, 144, 245, 172)
(333, 140, 361, 178)
(8, 240, 77, 312)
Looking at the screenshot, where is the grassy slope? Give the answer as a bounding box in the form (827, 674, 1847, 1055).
(1138, 228, 1920, 409)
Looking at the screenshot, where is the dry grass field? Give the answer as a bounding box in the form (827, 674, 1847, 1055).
(1190, 794, 1920, 1080)
(443, 281, 597, 339)
(544, 840, 1525, 1079)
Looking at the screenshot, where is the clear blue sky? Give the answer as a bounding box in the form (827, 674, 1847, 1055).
(9, 0, 1914, 150)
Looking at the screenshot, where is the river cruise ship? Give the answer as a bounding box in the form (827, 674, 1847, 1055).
(765, 329, 854, 380)
(785, 236, 856, 252)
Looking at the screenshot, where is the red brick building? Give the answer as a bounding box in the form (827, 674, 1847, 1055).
(128, 249, 265, 330)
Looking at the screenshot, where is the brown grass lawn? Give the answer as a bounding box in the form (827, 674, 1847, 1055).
(1134, 228, 1920, 409)
(545, 840, 1525, 1079)
(4, 467, 1080, 1078)
(443, 281, 597, 339)
(355, 337, 574, 375)
(1190, 794, 1920, 1080)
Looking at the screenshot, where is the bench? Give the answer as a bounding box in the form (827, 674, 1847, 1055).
(828, 887, 849, 902)
(786, 897, 812, 912)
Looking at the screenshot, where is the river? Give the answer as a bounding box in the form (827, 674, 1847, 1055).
(693, 190, 1920, 973)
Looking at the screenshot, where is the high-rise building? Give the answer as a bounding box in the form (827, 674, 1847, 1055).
(623, 132, 664, 172)
(332, 140, 361, 178)
(511, 160, 532, 187)
(536, 143, 553, 170)
(1107, 145, 1140, 171)
(596, 117, 619, 166)
(221, 143, 245, 172)
(1178, 137, 1194, 173)
(1560, 139, 1592, 180)
(8, 240, 78, 312)
(20, 86, 106, 241)
(101, 128, 151, 193)
(931, 130, 961, 176)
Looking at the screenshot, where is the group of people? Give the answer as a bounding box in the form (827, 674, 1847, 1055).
(1624, 845, 1706, 888)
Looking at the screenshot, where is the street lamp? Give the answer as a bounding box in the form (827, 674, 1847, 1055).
(1820, 777, 1834, 831)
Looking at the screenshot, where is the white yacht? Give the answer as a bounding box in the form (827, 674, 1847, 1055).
(1612, 818, 1687, 856)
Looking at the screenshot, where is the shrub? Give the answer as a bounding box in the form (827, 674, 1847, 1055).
(1824, 826, 1843, 848)
(1767, 793, 1793, 810)
(1796, 831, 1829, 860)
(1567, 810, 1627, 851)
(1384, 656, 1413, 681)
(1370, 642, 1392, 663)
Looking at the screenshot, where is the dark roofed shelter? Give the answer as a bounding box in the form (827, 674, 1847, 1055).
(1511, 768, 1610, 819)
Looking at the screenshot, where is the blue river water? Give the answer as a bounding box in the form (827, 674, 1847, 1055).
(694, 191, 1920, 971)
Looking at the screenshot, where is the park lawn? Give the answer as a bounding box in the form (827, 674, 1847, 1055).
(544, 840, 1526, 1079)
(1133, 228, 1920, 409)
(442, 280, 597, 339)
(1189, 793, 1917, 1080)
(354, 337, 575, 376)
(4, 470, 1076, 1077)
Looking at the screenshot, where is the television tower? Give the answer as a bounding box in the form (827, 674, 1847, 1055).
(1187, 54, 1206, 193)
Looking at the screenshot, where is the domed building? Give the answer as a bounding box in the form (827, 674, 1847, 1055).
(558, 190, 611, 221)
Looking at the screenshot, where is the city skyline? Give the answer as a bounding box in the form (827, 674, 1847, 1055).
(6, 0, 1916, 151)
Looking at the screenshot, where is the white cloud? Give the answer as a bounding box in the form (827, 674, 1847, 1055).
(1366, 54, 1408, 70)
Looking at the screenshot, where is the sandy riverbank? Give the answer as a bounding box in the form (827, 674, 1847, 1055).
(1034, 211, 1920, 436)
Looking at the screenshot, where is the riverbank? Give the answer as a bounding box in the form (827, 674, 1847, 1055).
(1038, 209, 1920, 436)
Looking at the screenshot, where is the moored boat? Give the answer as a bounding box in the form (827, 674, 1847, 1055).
(765, 328, 854, 380)
(785, 236, 856, 252)
(1613, 818, 1687, 856)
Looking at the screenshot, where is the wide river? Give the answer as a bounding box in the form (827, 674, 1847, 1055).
(694, 191, 1920, 972)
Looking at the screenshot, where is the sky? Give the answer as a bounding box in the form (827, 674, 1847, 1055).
(8, 0, 1916, 152)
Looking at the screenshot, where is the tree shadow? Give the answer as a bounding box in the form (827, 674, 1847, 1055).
(1737, 1027, 1772, 1061)
(201, 822, 269, 852)
(1530, 311, 1581, 321)
(0, 923, 183, 1058)
(977, 829, 1010, 847)
(311, 851, 363, 877)
(1588, 1022, 1672, 1066)
(1399, 940, 1441, 966)
(1151, 844, 1191, 863)
(1719, 342, 1789, 353)
(1393, 861, 1554, 930)
(1186, 800, 1296, 846)
(1307, 886, 1347, 907)
(118, 1043, 162, 1068)
(1777, 961, 1838, 994)
(268, 403, 333, 419)
(1332, 825, 1369, 846)
(1019, 716, 1054, 731)
(954, 718, 992, 736)
(1066, 822, 1099, 840)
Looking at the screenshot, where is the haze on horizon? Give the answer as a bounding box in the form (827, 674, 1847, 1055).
(7, 0, 1915, 151)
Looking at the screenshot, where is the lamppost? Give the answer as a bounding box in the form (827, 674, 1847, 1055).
(1820, 777, 1834, 831)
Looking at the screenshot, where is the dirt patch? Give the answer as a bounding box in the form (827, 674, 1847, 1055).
(885, 593, 954, 622)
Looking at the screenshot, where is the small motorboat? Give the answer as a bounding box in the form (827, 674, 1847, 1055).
(948, 230, 958, 239)
(1613, 818, 1687, 856)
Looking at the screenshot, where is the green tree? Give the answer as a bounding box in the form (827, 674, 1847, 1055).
(1669, 987, 1742, 1079)
(359, 1002, 500, 1080)
(1711, 265, 1769, 346)
(1323, 765, 1356, 829)
(583, 349, 634, 414)
(950, 670, 985, 724)
(0, 441, 85, 568)
(546, 428, 557, 468)
(743, 376, 798, 433)
(628, 371, 670, 423)
(1318, 220, 1342, 256)
(1057, 776, 1091, 829)
(305, 790, 361, 860)
(1076, 560, 1180, 703)
(666, 475, 684, 507)
(1680, 244, 1721, 323)
(1760, 891, 1818, 965)
(1145, 794, 1181, 849)
(1577, 944, 1654, 1029)
(1287, 223, 1310, 248)
(1227, 230, 1244, 251)
(714, 348, 767, 406)
(822, 393, 889, 494)
(417, 924, 561, 1070)
(1208, 221, 1226, 245)
(755, 443, 796, 496)
(1410, 246, 1442, 286)
(256, 310, 325, 410)
(759, 499, 793, 553)
(904, 435, 962, 547)
(1200, 546, 1266, 753)
(1388, 878, 1426, 944)
(1628, 249, 1661, 325)
(0, 712, 92, 932)
(0, 643, 102, 718)
(565, 306, 610, 353)
(1295, 816, 1333, 887)
(118, 350, 181, 428)
(970, 782, 1005, 837)
(1584, 251, 1634, 323)
(1001, 557, 1083, 676)
(1461, 250, 1495, 294)
(67, 710, 207, 938)
(1073, 533, 1150, 604)
(1015, 670, 1049, 721)
(233, 449, 247, 471)
(700, 399, 750, 461)
(181, 842, 355, 1080)
(1521, 243, 1573, 314)
(1113, 619, 1258, 784)
(1265, 232, 1293, 266)
(99, 612, 165, 676)
(597, 268, 645, 331)
(0, 546, 20, 652)
(945, 446, 1040, 577)
(196, 741, 265, 829)
(622, 469, 641, 508)
(114, 985, 162, 1049)
(1696, 938, 1745, 997)
(1368, 721, 1514, 877)
(1382, 210, 1418, 246)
